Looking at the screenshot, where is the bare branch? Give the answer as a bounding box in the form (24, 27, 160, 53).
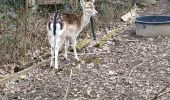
(64, 68, 73, 100)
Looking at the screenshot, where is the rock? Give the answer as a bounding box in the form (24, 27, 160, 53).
(108, 70, 116, 76)
(0, 69, 6, 75)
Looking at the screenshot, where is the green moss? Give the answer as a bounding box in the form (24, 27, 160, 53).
(137, 3, 147, 9)
(94, 30, 117, 48)
(76, 38, 91, 50)
(75, 60, 82, 65)
(165, 50, 170, 61)
(67, 38, 91, 52)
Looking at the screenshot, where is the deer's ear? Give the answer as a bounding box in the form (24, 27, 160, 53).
(80, 0, 85, 7)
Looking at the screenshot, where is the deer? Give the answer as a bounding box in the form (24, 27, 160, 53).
(47, 0, 98, 70)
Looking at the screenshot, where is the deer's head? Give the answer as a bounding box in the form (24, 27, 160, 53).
(80, 0, 98, 16)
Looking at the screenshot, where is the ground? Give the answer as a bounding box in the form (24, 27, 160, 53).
(1, 0, 170, 100)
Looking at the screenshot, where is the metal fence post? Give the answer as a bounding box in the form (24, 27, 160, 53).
(132, 0, 136, 6)
(90, 17, 96, 40)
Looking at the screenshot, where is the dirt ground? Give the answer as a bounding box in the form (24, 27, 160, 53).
(1, 0, 170, 100)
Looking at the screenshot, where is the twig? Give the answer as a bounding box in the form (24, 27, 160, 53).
(128, 62, 144, 77)
(33, 52, 45, 61)
(122, 40, 139, 42)
(151, 82, 170, 100)
(78, 52, 111, 55)
(64, 68, 73, 100)
(75, 97, 97, 100)
(157, 90, 170, 98)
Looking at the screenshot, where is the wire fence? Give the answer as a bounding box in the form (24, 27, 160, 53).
(0, 0, 133, 65)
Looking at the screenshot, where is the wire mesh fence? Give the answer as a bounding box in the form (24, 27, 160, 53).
(0, 0, 133, 65)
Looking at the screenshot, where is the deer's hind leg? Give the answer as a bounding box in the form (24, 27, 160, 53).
(64, 37, 70, 60)
(50, 47, 55, 68)
(71, 37, 79, 61)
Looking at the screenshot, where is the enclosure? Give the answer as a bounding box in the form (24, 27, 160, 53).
(0, 0, 170, 100)
(0, 0, 132, 66)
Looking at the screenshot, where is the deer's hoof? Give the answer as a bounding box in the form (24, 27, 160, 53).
(50, 65, 53, 68)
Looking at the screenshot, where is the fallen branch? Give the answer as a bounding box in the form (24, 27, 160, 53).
(76, 38, 91, 51)
(157, 90, 170, 98)
(93, 27, 125, 48)
(128, 62, 144, 77)
(94, 29, 117, 48)
(78, 52, 111, 55)
(64, 68, 73, 100)
(151, 82, 170, 100)
(0, 59, 50, 85)
(74, 97, 96, 100)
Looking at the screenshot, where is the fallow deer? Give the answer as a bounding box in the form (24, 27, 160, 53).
(47, 0, 98, 70)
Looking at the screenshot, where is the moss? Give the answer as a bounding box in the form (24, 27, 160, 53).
(165, 50, 170, 61)
(67, 38, 91, 52)
(137, 2, 147, 9)
(75, 60, 82, 65)
(94, 30, 117, 48)
(76, 38, 91, 51)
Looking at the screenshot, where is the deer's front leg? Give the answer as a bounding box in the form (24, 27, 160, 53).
(71, 38, 79, 61)
(54, 38, 62, 70)
(64, 38, 69, 60)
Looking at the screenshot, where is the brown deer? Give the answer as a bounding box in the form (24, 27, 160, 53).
(47, 0, 98, 70)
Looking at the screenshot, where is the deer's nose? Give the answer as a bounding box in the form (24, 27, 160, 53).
(96, 12, 98, 16)
(95, 11, 98, 16)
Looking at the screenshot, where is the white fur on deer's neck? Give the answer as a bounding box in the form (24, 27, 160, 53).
(80, 13, 91, 31)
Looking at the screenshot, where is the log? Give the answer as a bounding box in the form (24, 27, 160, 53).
(0, 59, 50, 85)
(94, 29, 117, 48)
(76, 38, 91, 50)
(164, 50, 170, 65)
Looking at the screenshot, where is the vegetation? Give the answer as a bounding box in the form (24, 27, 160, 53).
(0, 0, 132, 66)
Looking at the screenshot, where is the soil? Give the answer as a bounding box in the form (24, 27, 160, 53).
(1, 0, 170, 100)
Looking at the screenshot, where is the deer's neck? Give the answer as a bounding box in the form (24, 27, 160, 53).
(80, 13, 91, 30)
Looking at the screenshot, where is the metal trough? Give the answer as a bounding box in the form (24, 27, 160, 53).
(135, 16, 170, 37)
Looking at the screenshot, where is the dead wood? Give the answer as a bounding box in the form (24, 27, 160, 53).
(0, 59, 50, 85)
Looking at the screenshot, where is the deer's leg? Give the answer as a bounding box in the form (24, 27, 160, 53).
(50, 47, 54, 68)
(54, 39, 60, 70)
(64, 38, 69, 60)
(48, 32, 55, 68)
(54, 37, 64, 70)
(71, 38, 79, 61)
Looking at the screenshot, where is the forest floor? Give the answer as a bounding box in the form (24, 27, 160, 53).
(1, 0, 170, 100)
